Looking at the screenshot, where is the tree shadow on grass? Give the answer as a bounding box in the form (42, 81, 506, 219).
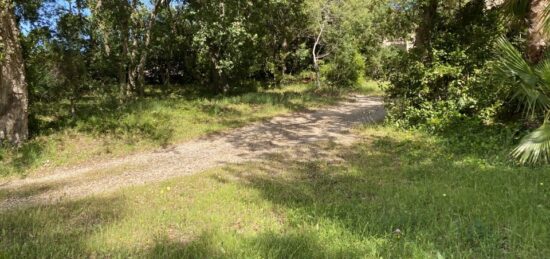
(0, 141, 45, 177)
(0, 196, 126, 257)
(210, 133, 550, 258)
(0, 180, 66, 203)
(143, 228, 381, 258)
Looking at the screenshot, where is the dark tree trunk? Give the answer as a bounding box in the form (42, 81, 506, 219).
(413, 0, 438, 60)
(0, 1, 29, 145)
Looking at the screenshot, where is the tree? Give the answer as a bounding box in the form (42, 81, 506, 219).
(187, 0, 259, 93)
(51, 0, 90, 117)
(128, 0, 170, 96)
(0, 0, 29, 144)
(413, 0, 438, 60)
(308, 0, 332, 88)
(88, 0, 133, 96)
(252, 0, 308, 86)
(308, 0, 380, 88)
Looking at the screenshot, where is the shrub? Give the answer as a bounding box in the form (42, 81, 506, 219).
(323, 43, 366, 88)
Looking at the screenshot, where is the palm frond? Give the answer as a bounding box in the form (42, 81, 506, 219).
(495, 37, 550, 115)
(501, 0, 531, 20)
(543, 2, 550, 37)
(512, 122, 550, 164)
(534, 59, 550, 91)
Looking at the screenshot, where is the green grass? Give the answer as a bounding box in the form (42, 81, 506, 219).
(356, 79, 385, 96)
(0, 83, 350, 178)
(1, 125, 548, 258)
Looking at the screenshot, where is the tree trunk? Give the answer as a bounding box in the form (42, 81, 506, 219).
(0, 1, 29, 145)
(413, 0, 438, 60)
(129, 0, 169, 97)
(92, 0, 112, 55)
(119, 20, 130, 97)
(526, 0, 549, 64)
(312, 22, 325, 89)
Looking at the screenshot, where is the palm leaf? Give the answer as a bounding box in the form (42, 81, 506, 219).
(534, 59, 550, 92)
(495, 37, 550, 116)
(543, 2, 550, 37)
(512, 122, 550, 164)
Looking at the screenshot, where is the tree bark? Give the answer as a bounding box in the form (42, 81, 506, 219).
(413, 0, 438, 60)
(526, 0, 549, 64)
(120, 16, 130, 97)
(312, 22, 325, 89)
(0, 0, 29, 145)
(129, 0, 169, 96)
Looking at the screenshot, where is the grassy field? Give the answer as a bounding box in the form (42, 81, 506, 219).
(1, 124, 549, 258)
(0, 82, 381, 178)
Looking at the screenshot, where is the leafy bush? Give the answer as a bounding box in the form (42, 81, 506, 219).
(323, 43, 366, 88)
(384, 0, 506, 132)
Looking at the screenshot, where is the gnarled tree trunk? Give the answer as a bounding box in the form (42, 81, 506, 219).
(526, 0, 549, 64)
(0, 0, 29, 145)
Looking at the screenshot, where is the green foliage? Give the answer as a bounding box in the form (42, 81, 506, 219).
(495, 38, 550, 116)
(382, 0, 550, 165)
(494, 38, 550, 164)
(365, 46, 404, 81)
(0, 42, 4, 62)
(323, 42, 365, 88)
(188, 1, 258, 92)
(13, 0, 386, 129)
(385, 0, 507, 131)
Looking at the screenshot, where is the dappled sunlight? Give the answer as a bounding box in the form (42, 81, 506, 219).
(1, 84, 340, 177)
(212, 128, 550, 257)
(0, 126, 548, 257)
(0, 95, 384, 210)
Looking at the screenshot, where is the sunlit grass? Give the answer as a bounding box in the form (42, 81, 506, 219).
(1, 126, 548, 258)
(355, 79, 385, 96)
(0, 83, 342, 178)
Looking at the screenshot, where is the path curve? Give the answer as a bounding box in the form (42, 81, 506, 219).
(0, 95, 385, 210)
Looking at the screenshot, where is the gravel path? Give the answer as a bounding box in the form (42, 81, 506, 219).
(0, 95, 385, 210)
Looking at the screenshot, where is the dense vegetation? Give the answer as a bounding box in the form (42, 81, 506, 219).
(384, 0, 550, 164)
